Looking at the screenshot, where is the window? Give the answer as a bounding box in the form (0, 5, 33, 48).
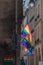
(38, 48, 41, 61)
(35, 29, 37, 40)
(35, 49, 37, 55)
(31, 29, 34, 33)
(37, 26, 40, 40)
(37, 27, 39, 39)
(35, 3, 39, 16)
(32, 34, 34, 46)
(38, 48, 40, 55)
(25, 59, 27, 65)
(29, 16, 34, 23)
(36, 55, 38, 65)
(41, 45, 43, 61)
(37, 14, 40, 19)
(38, 4, 40, 16)
(36, 27, 40, 40)
(42, 45, 43, 55)
(35, 4, 40, 21)
(35, 49, 38, 65)
(35, 18, 37, 21)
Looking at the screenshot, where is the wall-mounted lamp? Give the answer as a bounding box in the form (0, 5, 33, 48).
(29, 0, 35, 7)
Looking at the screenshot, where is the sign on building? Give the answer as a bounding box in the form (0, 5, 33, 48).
(3, 55, 13, 65)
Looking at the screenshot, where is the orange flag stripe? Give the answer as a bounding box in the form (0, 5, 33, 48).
(25, 24, 31, 34)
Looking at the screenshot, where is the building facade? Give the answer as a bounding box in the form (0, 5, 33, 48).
(20, 0, 30, 65)
(15, 0, 23, 65)
(0, 0, 23, 65)
(27, 0, 43, 65)
(21, 0, 43, 65)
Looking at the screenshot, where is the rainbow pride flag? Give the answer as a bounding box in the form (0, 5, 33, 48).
(21, 24, 31, 37)
(21, 38, 32, 49)
(24, 47, 32, 55)
(21, 29, 28, 37)
(21, 24, 32, 55)
(21, 24, 32, 43)
(21, 39, 28, 49)
(25, 47, 32, 52)
(27, 48, 32, 55)
(3, 56, 13, 63)
(25, 33, 32, 43)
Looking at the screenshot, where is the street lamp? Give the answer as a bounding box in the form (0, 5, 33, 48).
(29, 0, 35, 7)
